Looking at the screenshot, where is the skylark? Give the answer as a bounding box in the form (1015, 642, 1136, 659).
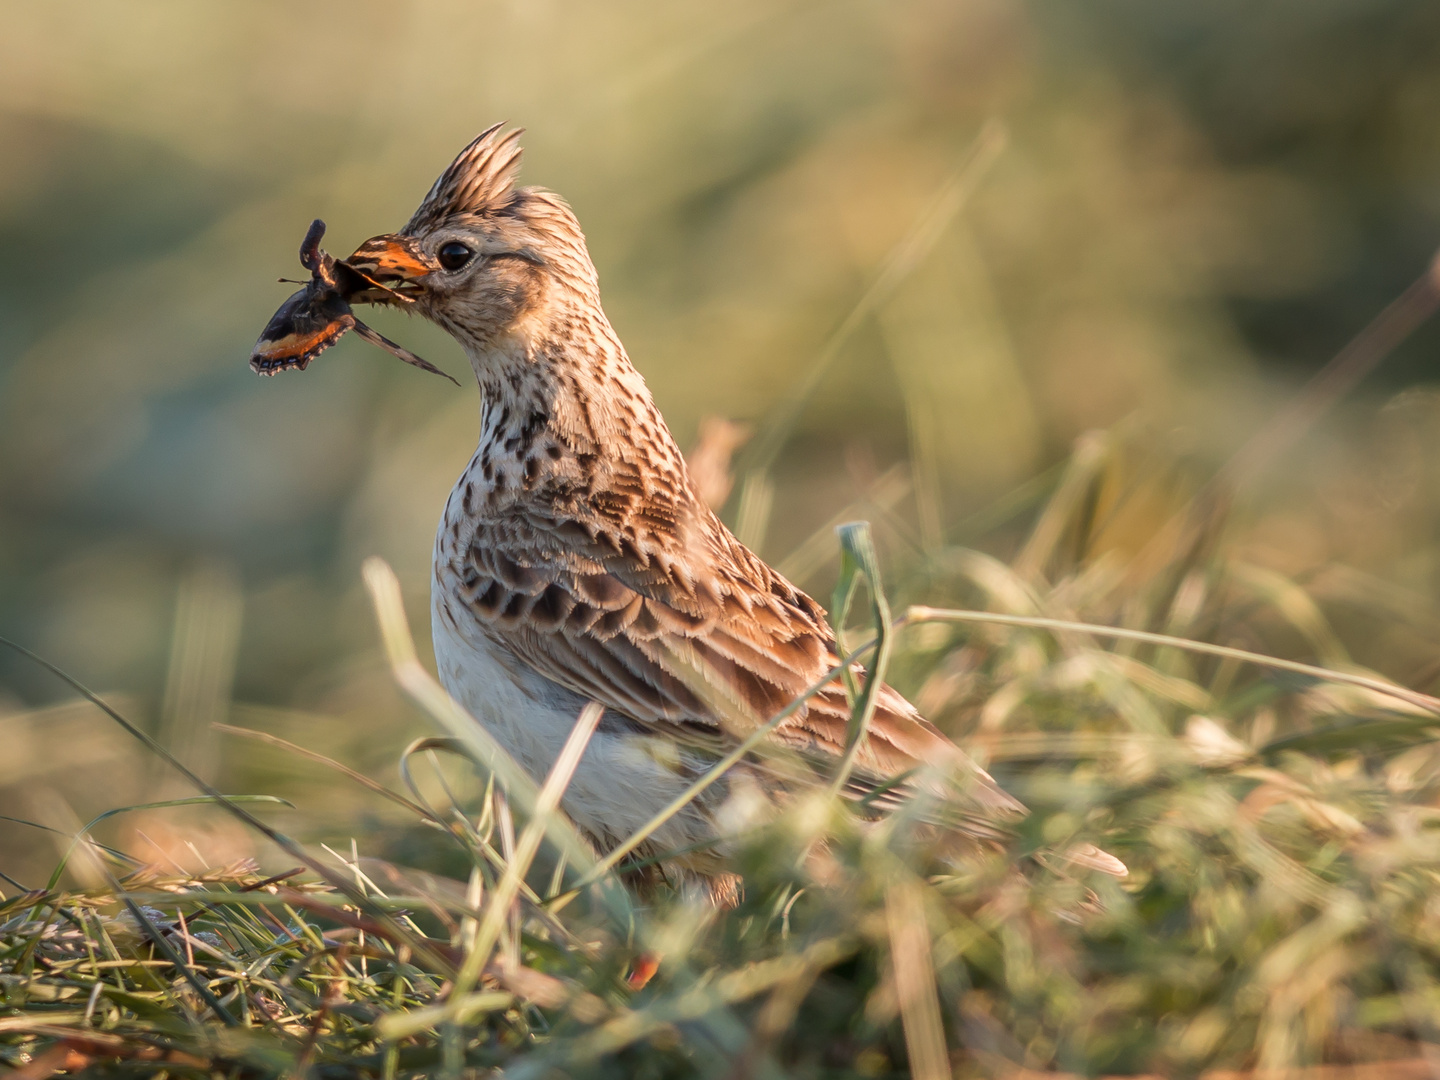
(334, 125, 1032, 890)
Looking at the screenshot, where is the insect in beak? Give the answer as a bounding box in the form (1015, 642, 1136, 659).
(343, 233, 437, 301)
(250, 219, 457, 384)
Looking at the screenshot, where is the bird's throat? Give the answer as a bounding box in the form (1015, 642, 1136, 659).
(458, 311, 691, 513)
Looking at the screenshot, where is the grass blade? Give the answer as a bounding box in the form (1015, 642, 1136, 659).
(885, 879, 949, 1080)
(828, 521, 894, 798)
(905, 605, 1440, 715)
(444, 702, 602, 1017)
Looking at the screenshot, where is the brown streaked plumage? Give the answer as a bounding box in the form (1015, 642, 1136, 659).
(338, 124, 1061, 892)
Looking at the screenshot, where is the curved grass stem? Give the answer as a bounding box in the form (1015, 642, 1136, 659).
(906, 605, 1440, 716)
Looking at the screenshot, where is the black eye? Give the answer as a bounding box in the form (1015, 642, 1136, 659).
(437, 241, 473, 271)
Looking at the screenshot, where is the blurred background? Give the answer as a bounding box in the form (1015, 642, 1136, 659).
(3, 0, 1440, 887)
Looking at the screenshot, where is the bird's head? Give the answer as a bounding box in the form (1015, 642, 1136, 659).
(343, 124, 600, 352)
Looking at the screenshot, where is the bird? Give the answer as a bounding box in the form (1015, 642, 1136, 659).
(337, 124, 1038, 898)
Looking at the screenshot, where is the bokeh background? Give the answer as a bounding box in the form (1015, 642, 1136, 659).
(3, 0, 1440, 887)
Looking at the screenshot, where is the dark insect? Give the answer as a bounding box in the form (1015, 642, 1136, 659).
(250, 219, 458, 384)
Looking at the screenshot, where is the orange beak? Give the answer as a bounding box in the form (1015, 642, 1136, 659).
(342, 233, 436, 302)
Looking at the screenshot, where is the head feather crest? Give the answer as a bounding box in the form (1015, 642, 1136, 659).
(403, 123, 525, 235)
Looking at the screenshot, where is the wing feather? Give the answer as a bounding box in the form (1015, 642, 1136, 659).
(441, 505, 1024, 819)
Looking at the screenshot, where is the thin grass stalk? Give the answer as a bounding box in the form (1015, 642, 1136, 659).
(396, 736, 589, 938)
(831, 550, 864, 705)
(885, 879, 949, 1080)
(494, 792, 522, 973)
(398, 738, 473, 828)
(905, 605, 1440, 715)
(214, 723, 434, 821)
(827, 522, 894, 798)
(444, 702, 602, 1020)
(545, 852, 569, 902)
(0, 815, 137, 873)
(349, 837, 369, 983)
(1011, 430, 1110, 583)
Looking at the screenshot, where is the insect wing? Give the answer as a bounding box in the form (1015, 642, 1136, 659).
(351, 318, 460, 385)
(250, 285, 355, 375)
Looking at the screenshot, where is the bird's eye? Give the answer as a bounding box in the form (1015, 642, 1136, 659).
(437, 242, 473, 271)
